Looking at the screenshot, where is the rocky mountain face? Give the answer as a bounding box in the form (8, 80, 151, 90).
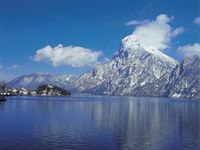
(74, 35, 178, 96)
(164, 55, 200, 98)
(7, 73, 78, 91)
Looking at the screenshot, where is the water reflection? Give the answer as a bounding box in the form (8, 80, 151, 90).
(0, 96, 199, 150)
(0, 102, 5, 111)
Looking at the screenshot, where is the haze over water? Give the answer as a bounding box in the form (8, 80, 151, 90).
(0, 96, 199, 150)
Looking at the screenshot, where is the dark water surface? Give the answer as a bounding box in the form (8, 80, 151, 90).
(0, 96, 199, 150)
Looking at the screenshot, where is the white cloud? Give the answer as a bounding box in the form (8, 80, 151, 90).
(125, 20, 149, 26)
(131, 14, 184, 51)
(177, 43, 200, 57)
(34, 44, 102, 67)
(171, 27, 185, 37)
(194, 16, 200, 25)
(8, 64, 22, 70)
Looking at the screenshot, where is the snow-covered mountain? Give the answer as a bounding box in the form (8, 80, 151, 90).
(7, 35, 200, 98)
(74, 35, 178, 96)
(7, 73, 78, 91)
(164, 55, 200, 98)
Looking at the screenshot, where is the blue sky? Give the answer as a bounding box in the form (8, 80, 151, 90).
(0, 0, 199, 81)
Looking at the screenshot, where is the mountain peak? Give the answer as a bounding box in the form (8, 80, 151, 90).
(113, 35, 143, 58)
(115, 35, 178, 66)
(121, 35, 140, 49)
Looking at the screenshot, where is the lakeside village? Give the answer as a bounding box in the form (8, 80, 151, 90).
(0, 83, 71, 97)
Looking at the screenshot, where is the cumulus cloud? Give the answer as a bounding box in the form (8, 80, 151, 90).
(125, 20, 149, 26)
(194, 16, 200, 25)
(177, 43, 200, 57)
(34, 44, 102, 67)
(131, 14, 184, 51)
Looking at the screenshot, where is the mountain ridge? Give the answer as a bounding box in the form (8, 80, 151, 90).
(7, 73, 78, 91)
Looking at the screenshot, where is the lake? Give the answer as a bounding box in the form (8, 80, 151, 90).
(0, 96, 199, 150)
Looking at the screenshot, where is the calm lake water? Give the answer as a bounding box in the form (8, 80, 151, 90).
(0, 96, 199, 150)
